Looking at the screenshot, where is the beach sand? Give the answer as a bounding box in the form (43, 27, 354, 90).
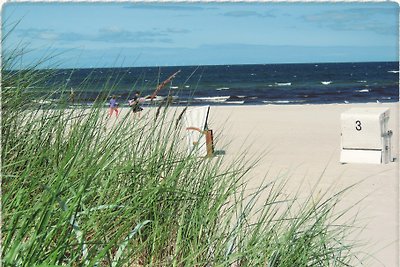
(114, 102, 398, 266)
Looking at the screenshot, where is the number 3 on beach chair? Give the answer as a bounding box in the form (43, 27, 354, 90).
(183, 105, 214, 157)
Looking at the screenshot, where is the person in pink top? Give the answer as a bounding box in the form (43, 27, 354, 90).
(109, 95, 119, 118)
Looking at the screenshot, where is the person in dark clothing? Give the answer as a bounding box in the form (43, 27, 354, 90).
(129, 91, 143, 118)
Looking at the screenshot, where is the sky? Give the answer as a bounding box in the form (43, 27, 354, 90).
(2, 1, 399, 68)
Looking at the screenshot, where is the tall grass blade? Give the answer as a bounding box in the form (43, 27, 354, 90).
(111, 220, 151, 267)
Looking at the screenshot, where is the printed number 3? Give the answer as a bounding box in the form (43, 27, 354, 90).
(355, 120, 362, 131)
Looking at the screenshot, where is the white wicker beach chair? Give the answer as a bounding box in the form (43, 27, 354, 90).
(183, 105, 214, 157)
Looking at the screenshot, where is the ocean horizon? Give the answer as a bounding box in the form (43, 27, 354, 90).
(12, 61, 399, 106)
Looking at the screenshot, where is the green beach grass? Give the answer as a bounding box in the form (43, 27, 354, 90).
(1, 46, 365, 266)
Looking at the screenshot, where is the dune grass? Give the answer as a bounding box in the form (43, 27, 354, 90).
(1, 47, 365, 266)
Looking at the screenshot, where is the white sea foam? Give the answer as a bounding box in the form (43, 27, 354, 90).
(356, 89, 369, 93)
(225, 101, 245, 104)
(263, 100, 305, 104)
(357, 80, 367, 83)
(321, 81, 332, 85)
(388, 70, 399, 73)
(184, 85, 190, 88)
(144, 96, 165, 102)
(170, 86, 179, 89)
(216, 87, 230, 91)
(270, 100, 290, 104)
(275, 82, 291, 86)
(195, 96, 230, 102)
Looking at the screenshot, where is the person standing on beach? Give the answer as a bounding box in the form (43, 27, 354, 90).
(166, 89, 174, 107)
(109, 95, 119, 118)
(129, 91, 143, 118)
(69, 87, 75, 103)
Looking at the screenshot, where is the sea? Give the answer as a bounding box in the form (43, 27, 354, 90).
(35, 61, 399, 106)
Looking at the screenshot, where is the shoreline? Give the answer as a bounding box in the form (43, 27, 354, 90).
(37, 100, 400, 110)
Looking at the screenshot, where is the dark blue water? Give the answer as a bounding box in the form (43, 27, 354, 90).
(39, 61, 399, 105)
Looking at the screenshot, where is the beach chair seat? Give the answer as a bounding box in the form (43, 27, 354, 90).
(340, 107, 393, 164)
(183, 105, 214, 157)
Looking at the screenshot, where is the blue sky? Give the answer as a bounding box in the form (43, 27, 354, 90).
(2, 2, 398, 68)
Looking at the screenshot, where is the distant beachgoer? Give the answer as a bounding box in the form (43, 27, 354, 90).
(166, 90, 174, 106)
(69, 88, 75, 103)
(129, 91, 143, 117)
(109, 95, 119, 118)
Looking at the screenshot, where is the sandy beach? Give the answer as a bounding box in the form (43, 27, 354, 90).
(209, 103, 398, 267)
(219, 103, 399, 267)
(113, 102, 399, 266)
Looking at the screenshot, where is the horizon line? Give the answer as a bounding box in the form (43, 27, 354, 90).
(7, 60, 399, 71)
